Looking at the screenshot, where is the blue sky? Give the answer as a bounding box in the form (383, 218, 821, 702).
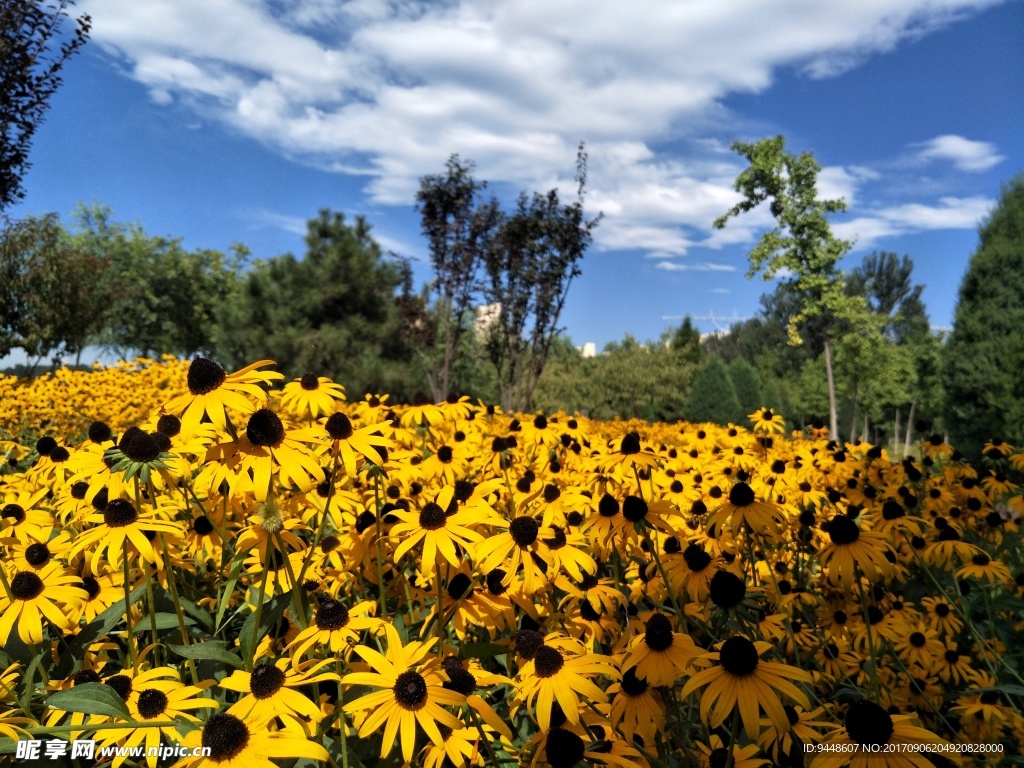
(7, 0, 1023, 360)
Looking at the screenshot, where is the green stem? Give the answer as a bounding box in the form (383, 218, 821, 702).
(435, 562, 445, 658)
(373, 474, 387, 617)
(121, 539, 137, 670)
(247, 546, 272, 672)
(160, 535, 199, 685)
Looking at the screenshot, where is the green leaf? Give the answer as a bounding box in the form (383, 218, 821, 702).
(133, 613, 195, 631)
(54, 584, 147, 678)
(216, 549, 248, 630)
(47, 682, 131, 719)
(461, 642, 507, 659)
(168, 641, 243, 668)
(239, 591, 291, 665)
(178, 597, 215, 632)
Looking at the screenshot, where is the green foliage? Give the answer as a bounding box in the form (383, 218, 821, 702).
(66, 204, 241, 360)
(669, 317, 701, 365)
(415, 145, 600, 411)
(847, 251, 929, 344)
(0, 1, 90, 212)
(684, 356, 742, 425)
(215, 209, 420, 397)
(944, 175, 1024, 456)
(727, 358, 762, 415)
(715, 135, 867, 437)
(0, 213, 109, 367)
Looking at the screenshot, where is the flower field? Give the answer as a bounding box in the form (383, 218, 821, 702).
(1, 357, 1023, 768)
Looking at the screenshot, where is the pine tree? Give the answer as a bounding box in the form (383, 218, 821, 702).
(684, 356, 742, 425)
(943, 175, 1024, 456)
(728, 358, 762, 416)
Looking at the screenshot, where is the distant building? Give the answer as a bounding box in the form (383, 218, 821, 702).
(474, 302, 501, 340)
(577, 342, 596, 358)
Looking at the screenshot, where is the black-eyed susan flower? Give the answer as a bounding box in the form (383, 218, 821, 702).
(280, 372, 346, 420)
(0, 562, 87, 645)
(707, 481, 786, 537)
(515, 637, 618, 730)
(342, 623, 466, 763)
(221, 657, 338, 729)
(66, 498, 181, 573)
(288, 598, 380, 661)
(163, 357, 282, 435)
(621, 613, 701, 686)
(817, 514, 892, 587)
(681, 635, 811, 740)
(390, 486, 496, 571)
(169, 711, 329, 768)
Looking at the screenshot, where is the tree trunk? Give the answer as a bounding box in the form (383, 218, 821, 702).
(904, 399, 917, 456)
(862, 412, 869, 443)
(893, 407, 901, 458)
(849, 400, 859, 444)
(823, 338, 838, 440)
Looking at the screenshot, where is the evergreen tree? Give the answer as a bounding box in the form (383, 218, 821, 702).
(728, 358, 762, 416)
(943, 175, 1024, 456)
(684, 356, 742, 425)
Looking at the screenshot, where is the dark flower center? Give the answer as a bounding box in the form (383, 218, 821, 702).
(545, 727, 585, 768)
(719, 636, 759, 676)
(187, 358, 227, 395)
(137, 688, 169, 719)
(534, 415, 547, 430)
(88, 421, 113, 443)
(103, 499, 138, 528)
(483, 569, 507, 596)
(510, 516, 540, 547)
(827, 515, 860, 545)
(11, 571, 44, 600)
(934, 603, 950, 618)
(728, 482, 755, 507)
(324, 412, 354, 441)
(24, 543, 51, 567)
(598, 494, 620, 517)
(644, 613, 674, 651)
(82, 576, 101, 599)
(2, 503, 25, 522)
(709, 570, 746, 609)
(419, 502, 447, 531)
(49, 446, 70, 462)
(315, 600, 350, 631)
(393, 671, 429, 708)
(683, 544, 712, 572)
(73, 669, 100, 686)
(909, 632, 926, 648)
(247, 409, 285, 448)
(620, 432, 641, 454)
(300, 372, 320, 390)
(620, 667, 648, 696)
(202, 712, 250, 761)
(36, 436, 57, 456)
(70, 482, 89, 500)
(533, 646, 565, 678)
(622, 495, 648, 522)
(515, 629, 545, 660)
(156, 415, 181, 437)
(250, 663, 286, 699)
(193, 516, 215, 536)
(972, 553, 991, 566)
(320, 535, 340, 553)
(446, 573, 475, 601)
(105, 675, 133, 701)
(881, 500, 905, 520)
(844, 699, 894, 746)
(442, 664, 477, 696)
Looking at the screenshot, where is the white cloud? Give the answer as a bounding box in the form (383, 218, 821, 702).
(654, 261, 737, 272)
(80, 0, 1003, 258)
(833, 195, 993, 247)
(915, 134, 1005, 172)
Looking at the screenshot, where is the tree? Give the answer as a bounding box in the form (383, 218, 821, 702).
(67, 204, 241, 359)
(684, 356, 742, 425)
(714, 135, 865, 440)
(414, 156, 502, 400)
(669, 317, 701, 365)
(846, 252, 929, 344)
(943, 175, 1024, 456)
(216, 209, 419, 397)
(728, 358, 762, 416)
(1, 0, 90, 212)
(0, 212, 109, 370)
(482, 144, 601, 412)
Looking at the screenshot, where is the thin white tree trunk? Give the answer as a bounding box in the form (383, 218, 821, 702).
(904, 399, 917, 456)
(893, 407, 901, 458)
(823, 338, 838, 440)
